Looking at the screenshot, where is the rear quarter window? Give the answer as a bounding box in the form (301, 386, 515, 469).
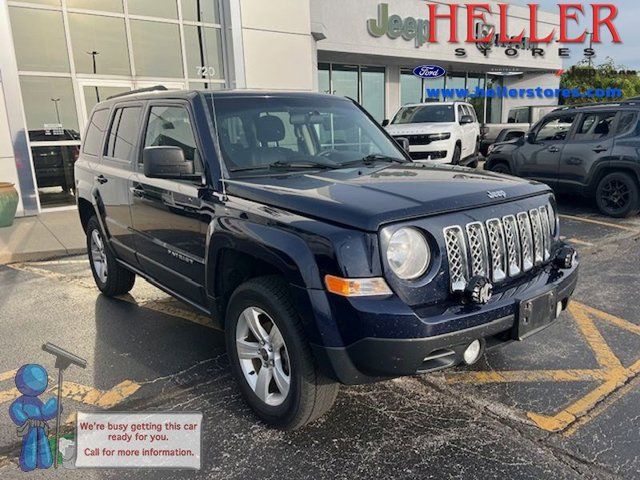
(83, 109, 110, 156)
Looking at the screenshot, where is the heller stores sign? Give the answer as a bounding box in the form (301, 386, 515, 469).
(366, 2, 621, 59)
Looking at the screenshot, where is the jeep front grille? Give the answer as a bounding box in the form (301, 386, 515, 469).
(444, 204, 555, 292)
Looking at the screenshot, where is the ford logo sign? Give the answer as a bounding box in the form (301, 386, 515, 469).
(412, 65, 446, 79)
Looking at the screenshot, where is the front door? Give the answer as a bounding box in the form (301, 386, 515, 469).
(94, 102, 143, 266)
(558, 111, 617, 191)
(513, 113, 577, 186)
(130, 102, 208, 307)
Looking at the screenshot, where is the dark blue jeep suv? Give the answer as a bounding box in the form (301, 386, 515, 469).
(75, 89, 579, 429)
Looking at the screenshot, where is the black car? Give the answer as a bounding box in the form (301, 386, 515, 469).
(485, 102, 640, 217)
(75, 88, 578, 429)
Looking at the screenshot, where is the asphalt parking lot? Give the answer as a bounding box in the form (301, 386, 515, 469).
(0, 195, 639, 479)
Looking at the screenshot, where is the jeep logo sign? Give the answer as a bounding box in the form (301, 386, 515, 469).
(487, 190, 508, 199)
(367, 3, 430, 48)
(412, 65, 446, 79)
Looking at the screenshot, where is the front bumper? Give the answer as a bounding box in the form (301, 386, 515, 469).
(312, 261, 579, 385)
(408, 138, 455, 163)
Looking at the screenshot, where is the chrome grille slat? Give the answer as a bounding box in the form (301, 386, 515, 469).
(466, 222, 489, 278)
(529, 209, 544, 265)
(538, 206, 552, 261)
(443, 203, 555, 292)
(517, 212, 534, 272)
(485, 219, 507, 282)
(443, 226, 468, 293)
(502, 215, 522, 277)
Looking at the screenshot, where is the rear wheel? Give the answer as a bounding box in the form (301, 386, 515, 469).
(596, 172, 640, 218)
(226, 276, 339, 430)
(86, 216, 135, 296)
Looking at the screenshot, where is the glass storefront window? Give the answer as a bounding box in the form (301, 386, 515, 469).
(69, 14, 130, 76)
(467, 75, 486, 122)
(67, 0, 123, 13)
(487, 77, 504, 123)
(83, 86, 131, 115)
(332, 65, 358, 100)
(182, 0, 219, 23)
(128, 0, 177, 19)
(400, 71, 422, 106)
(20, 76, 79, 141)
(424, 76, 445, 102)
(361, 67, 385, 123)
(183, 26, 224, 80)
(32, 145, 80, 208)
(9, 7, 70, 73)
(19, 0, 60, 5)
(130, 20, 183, 77)
(445, 74, 466, 96)
(318, 64, 330, 95)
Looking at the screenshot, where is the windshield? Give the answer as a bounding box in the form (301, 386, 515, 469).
(205, 95, 405, 175)
(392, 104, 455, 124)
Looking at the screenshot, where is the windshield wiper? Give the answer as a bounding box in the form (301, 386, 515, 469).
(340, 154, 410, 167)
(230, 159, 337, 173)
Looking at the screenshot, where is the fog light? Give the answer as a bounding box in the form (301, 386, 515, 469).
(463, 340, 483, 365)
(465, 276, 493, 304)
(554, 247, 576, 269)
(556, 301, 563, 318)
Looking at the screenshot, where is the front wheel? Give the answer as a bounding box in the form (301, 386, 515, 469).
(226, 276, 339, 430)
(451, 144, 462, 165)
(596, 172, 640, 218)
(488, 162, 511, 175)
(86, 216, 135, 296)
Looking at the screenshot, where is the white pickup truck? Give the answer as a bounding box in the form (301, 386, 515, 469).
(480, 105, 557, 157)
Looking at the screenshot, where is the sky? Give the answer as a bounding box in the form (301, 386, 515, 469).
(525, 0, 640, 69)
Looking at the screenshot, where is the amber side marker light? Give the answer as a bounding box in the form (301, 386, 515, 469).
(324, 275, 393, 297)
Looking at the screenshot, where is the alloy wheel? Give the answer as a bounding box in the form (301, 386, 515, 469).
(600, 179, 631, 214)
(235, 307, 291, 406)
(90, 229, 108, 284)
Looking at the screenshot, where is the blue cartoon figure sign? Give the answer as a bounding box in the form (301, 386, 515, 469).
(9, 364, 59, 471)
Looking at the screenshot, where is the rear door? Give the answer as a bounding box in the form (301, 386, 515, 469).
(558, 110, 617, 191)
(513, 113, 577, 186)
(130, 102, 208, 306)
(95, 103, 143, 266)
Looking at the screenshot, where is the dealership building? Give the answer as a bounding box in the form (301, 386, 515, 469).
(0, 0, 561, 217)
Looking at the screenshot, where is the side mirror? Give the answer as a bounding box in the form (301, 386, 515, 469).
(143, 146, 196, 180)
(460, 115, 474, 125)
(395, 137, 411, 154)
(381, 119, 390, 127)
(526, 132, 536, 144)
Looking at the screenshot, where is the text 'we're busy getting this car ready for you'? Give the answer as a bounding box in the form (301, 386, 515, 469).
(75, 89, 578, 429)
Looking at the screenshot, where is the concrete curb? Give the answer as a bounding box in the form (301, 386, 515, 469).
(0, 247, 86, 266)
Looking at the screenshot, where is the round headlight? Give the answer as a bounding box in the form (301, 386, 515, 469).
(386, 228, 430, 280)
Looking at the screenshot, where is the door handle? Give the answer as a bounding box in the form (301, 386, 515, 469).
(593, 146, 608, 153)
(130, 186, 144, 198)
(547, 146, 560, 153)
(95, 175, 108, 185)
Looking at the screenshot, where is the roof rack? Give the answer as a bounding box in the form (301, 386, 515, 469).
(107, 85, 168, 100)
(553, 99, 640, 111)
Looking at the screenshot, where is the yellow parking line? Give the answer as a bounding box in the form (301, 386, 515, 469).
(0, 369, 17, 382)
(571, 303, 623, 370)
(559, 214, 640, 233)
(566, 238, 594, 247)
(445, 369, 610, 384)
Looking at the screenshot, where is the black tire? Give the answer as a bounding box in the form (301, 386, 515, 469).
(595, 172, 640, 218)
(451, 144, 462, 165)
(86, 216, 135, 296)
(488, 162, 511, 175)
(226, 275, 339, 430)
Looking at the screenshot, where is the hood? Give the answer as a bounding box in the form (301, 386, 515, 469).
(385, 123, 456, 136)
(225, 164, 550, 232)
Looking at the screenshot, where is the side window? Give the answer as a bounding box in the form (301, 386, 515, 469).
(574, 112, 616, 140)
(617, 112, 637, 135)
(83, 109, 109, 156)
(144, 106, 200, 171)
(515, 108, 529, 124)
(457, 104, 465, 121)
(535, 115, 576, 142)
(105, 106, 142, 162)
(507, 109, 518, 123)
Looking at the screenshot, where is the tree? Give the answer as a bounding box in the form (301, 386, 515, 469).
(560, 58, 640, 105)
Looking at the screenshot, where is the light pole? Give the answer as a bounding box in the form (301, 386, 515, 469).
(50, 98, 61, 125)
(86, 50, 100, 102)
